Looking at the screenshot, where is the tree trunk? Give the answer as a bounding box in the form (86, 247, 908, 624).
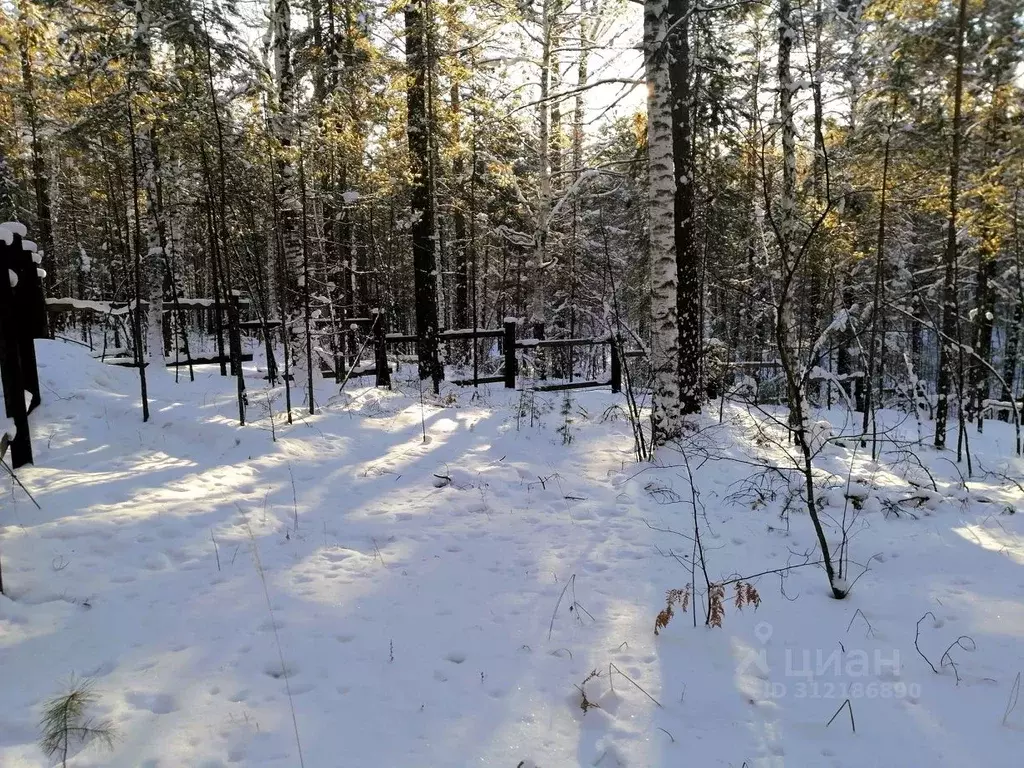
(451, 81, 469, 337)
(935, 0, 968, 450)
(271, 0, 309, 390)
(405, 0, 441, 388)
(134, 0, 167, 369)
(667, 0, 700, 415)
(532, 0, 552, 335)
(18, 6, 52, 330)
(644, 0, 682, 445)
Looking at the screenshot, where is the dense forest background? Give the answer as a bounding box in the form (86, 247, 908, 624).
(1, 0, 1022, 450)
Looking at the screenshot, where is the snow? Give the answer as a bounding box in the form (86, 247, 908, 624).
(8, 268, 17, 288)
(0, 342, 1022, 766)
(3, 221, 27, 237)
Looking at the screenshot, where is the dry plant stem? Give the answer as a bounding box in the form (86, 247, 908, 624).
(1003, 672, 1021, 726)
(266, 392, 276, 442)
(681, 451, 713, 626)
(245, 522, 305, 768)
(211, 530, 221, 571)
(288, 464, 298, 531)
(548, 573, 576, 640)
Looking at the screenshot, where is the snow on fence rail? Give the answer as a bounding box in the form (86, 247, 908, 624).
(45, 296, 252, 314)
(48, 293, 257, 372)
(0, 222, 47, 469)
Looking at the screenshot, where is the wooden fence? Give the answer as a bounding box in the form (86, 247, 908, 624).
(355, 314, 642, 393)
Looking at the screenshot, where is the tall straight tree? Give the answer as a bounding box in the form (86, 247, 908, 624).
(667, 0, 700, 414)
(405, 0, 441, 388)
(270, 0, 310, 396)
(532, 0, 553, 341)
(132, 0, 167, 367)
(645, 0, 682, 445)
(17, 0, 51, 308)
(934, 0, 969, 450)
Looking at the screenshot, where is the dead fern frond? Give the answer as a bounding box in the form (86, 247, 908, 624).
(654, 586, 691, 635)
(733, 581, 762, 611)
(744, 582, 762, 609)
(708, 584, 726, 628)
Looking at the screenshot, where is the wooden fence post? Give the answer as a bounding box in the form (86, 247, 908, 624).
(12, 237, 42, 411)
(0, 236, 32, 468)
(373, 308, 391, 388)
(503, 319, 517, 389)
(610, 335, 622, 394)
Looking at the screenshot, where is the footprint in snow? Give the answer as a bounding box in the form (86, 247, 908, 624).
(84, 660, 117, 678)
(263, 660, 299, 678)
(126, 691, 178, 715)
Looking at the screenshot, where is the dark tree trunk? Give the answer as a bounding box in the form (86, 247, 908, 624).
(667, 0, 701, 415)
(935, 0, 968, 450)
(405, 0, 441, 389)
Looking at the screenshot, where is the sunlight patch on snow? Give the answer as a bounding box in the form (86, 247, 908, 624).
(0, 611, 61, 649)
(941, 589, 1024, 638)
(952, 523, 1024, 566)
(27, 453, 197, 495)
(279, 541, 412, 607)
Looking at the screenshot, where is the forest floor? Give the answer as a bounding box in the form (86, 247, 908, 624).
(1, 340, 1023, 767)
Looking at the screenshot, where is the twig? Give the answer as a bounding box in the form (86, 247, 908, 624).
(608, 662, 662, 708)
(656, 726, 675, 743)
(715, 559, 823, 587)
(825, 698, 855, 733)
(846, 608, 874, 637)
(211, 531, 221, 572)
(1, 458, 42, 509)
(915, 612, 939, 674)
(940, 635, 976, 686)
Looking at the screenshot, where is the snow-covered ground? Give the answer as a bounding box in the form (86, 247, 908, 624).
(1, 340, 1023, 767)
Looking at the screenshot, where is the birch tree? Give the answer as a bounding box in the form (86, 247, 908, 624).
(644, 0, 682, 445)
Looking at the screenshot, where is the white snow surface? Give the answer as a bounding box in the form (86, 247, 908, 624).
(2, 221, 27, 237)
(1, 341, 1023, 767)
